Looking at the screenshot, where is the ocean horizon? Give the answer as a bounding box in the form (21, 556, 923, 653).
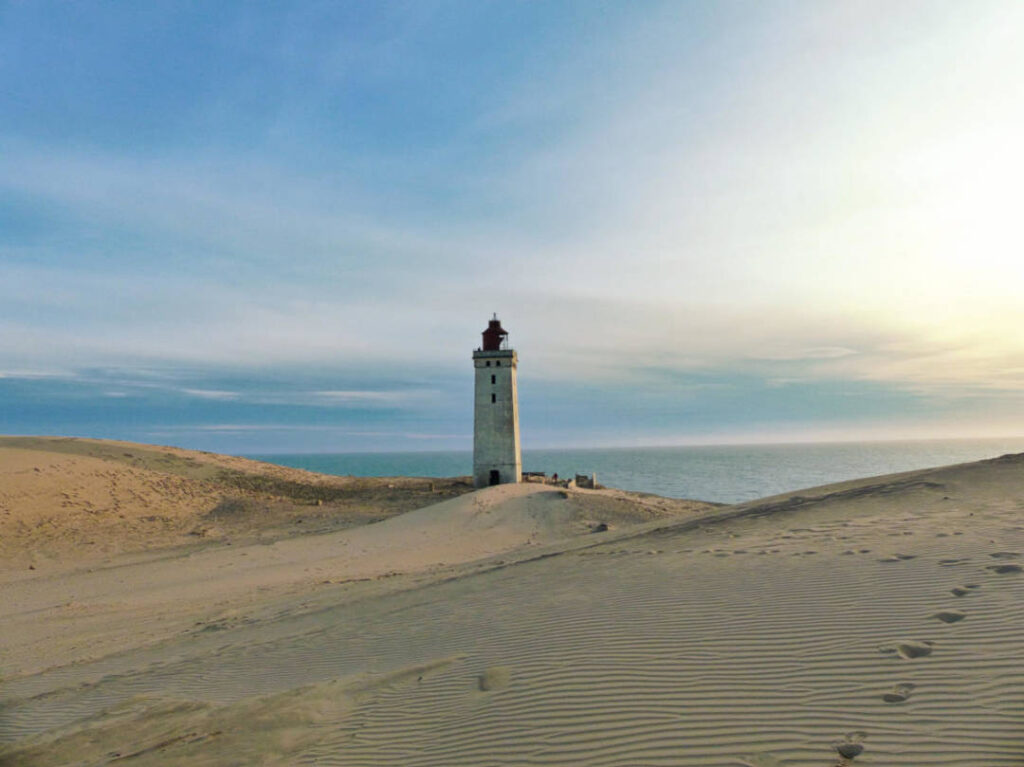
(248, 436, 1024, 505)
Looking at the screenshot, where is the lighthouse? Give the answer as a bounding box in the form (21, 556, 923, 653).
(472, 315, 522, 487)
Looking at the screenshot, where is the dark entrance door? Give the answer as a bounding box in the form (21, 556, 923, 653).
(489, 469, 500, 486)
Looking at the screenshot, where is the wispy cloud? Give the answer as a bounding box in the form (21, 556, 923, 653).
(749, 347, 859, 362)
(311, 389, 440, 406)
(0, 369, 78, 379)
(162, 423, 465, 440)
(179, 388, 239, 400)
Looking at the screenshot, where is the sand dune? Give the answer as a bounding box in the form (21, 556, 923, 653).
(0, 435, 477, 570)
(0, 438, 713, 678)
(2, 444, 1023, 766)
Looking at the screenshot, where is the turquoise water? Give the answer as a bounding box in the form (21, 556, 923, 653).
(248, 438, 1024, 504)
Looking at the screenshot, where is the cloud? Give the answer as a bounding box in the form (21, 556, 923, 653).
(748, 347, 858, 362)
(0, 369, 77, 380)
(167, 424, 351, 433)
(179, 389, 239, 400)
(311, 389, 440, 406)
(167, 423, 464, 439)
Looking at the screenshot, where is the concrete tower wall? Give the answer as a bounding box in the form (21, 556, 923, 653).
(472, 349, 521, 487)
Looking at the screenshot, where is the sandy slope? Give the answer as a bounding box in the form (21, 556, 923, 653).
(0, 436, 477, 570)
(0, 438, 713, 679)
(1, 446, 1023, 766)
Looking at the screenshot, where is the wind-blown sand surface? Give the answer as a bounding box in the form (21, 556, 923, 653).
(1, 439, 1022, 766)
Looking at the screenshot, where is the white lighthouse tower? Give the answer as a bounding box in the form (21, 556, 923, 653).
(472, 315, 522, 487)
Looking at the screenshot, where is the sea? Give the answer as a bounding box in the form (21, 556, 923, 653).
(248, 437, 1024, 505)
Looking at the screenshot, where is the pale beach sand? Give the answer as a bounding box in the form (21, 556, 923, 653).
(1, 438, 1022, 766)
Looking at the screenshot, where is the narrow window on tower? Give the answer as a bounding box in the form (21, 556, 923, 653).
(491, 374, 496, 385)
(496, 361, 501, 366)
(491, 393, 496, 403)
(486, 361, 491, 367)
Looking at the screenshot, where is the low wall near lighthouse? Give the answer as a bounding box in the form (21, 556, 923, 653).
(521, 472, 599, 489)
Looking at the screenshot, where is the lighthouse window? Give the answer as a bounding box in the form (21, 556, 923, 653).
(491, 375, 496, 385)
(496, 361, 501, 366)
(491, 393, 496, 403)
(485, 361, 491, 367)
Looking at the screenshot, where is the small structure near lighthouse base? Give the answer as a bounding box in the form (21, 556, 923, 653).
(472, 315, 522, 488)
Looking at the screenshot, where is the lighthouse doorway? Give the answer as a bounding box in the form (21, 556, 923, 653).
(489, 470, 500, 486)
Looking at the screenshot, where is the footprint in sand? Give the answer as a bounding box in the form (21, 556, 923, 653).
(881, 640, 934, 659)
(478, 665, 511, 691)
(950, 586, 972, 597)
(930, 610, 966, 623)
(899, 641, 934, 659)
(987, 563, 1023, 574)
(939, 558, 971, 566)
(990, 552, 1021, 559)
(877, 553, 915, 562)
(882, 682, 916, 703)
(833, 731, 867, 760)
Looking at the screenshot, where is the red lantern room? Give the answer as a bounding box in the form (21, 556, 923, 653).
(481, 314, 508, 351)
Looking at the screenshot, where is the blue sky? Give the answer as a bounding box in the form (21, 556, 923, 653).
(2, 1, 1022, 453)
